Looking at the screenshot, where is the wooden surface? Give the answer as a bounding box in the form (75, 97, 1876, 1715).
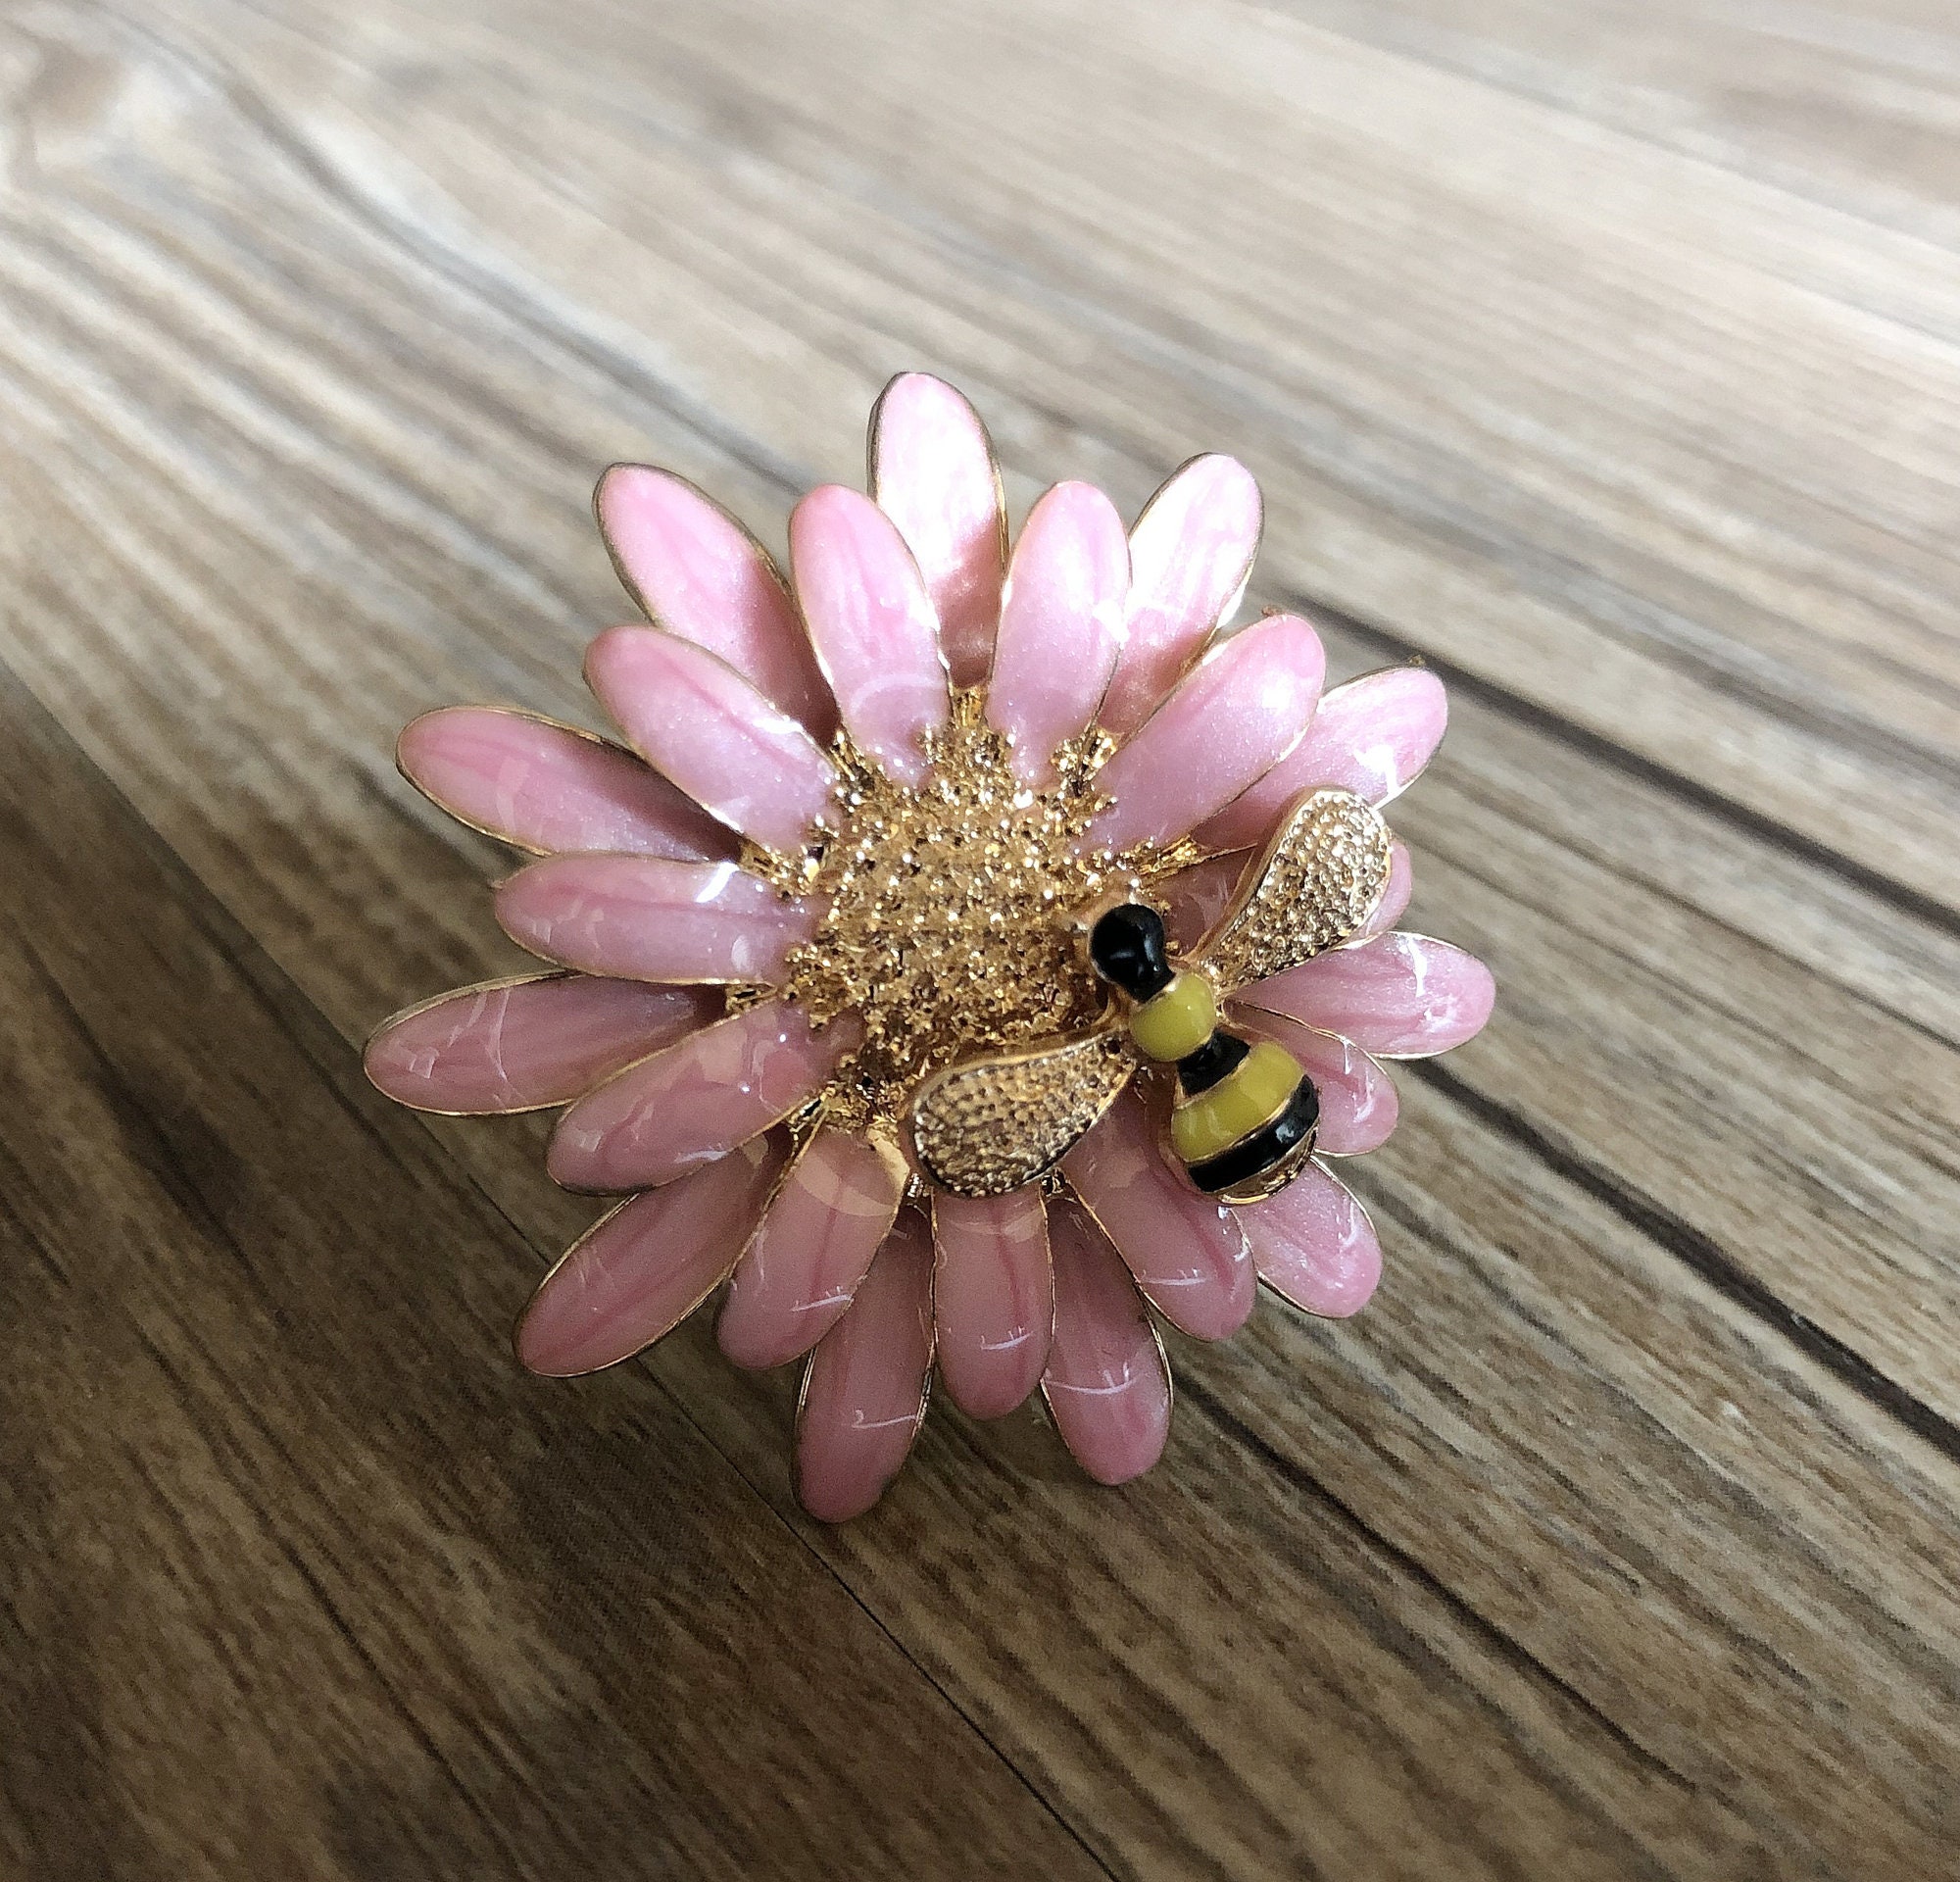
(3, 0, 1958, 1874)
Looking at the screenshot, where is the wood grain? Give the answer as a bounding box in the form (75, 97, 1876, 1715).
(1, 0, 1956, 1875)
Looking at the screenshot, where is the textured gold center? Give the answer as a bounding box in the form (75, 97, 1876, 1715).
(748, 692, 1183, 1134)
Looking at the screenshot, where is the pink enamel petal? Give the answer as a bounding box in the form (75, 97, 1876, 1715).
(796, 1210, 935, 1522)
(1245, 1160, 1383, 1318)
(365, 974, 717, 1114)
(718, 1128, 906, 1369)
(869, 373, 1005, 690)
(932, 1189, 1053, 1419)
(515, 1134, 788, 1376)
(596, 465, 834, 736)
(1102, 455, 1261, 737)
(547, 1002, 861, 1192)
(585, 627, 836, 854)
(1232, 1007, 1399, 1156)
(1245, 932, 1496, 1060)
(1198, 667, 1446, 854)
(1041, 1195, 1172, 1486)
(987, 482, 1128, 782)
(1062, 1089, 1253, 1340)
(398, 709, 732, 861)
(496, 855, 815, 985)
(1081, 615, 1325, 854)
(789, 485, 950, 785)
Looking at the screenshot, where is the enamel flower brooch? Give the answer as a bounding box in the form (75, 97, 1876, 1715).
(367, 376, 1494, 1519)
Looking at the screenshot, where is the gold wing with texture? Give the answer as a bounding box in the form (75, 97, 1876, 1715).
(906, 1026, 1136, 1197)
(1201, 787, 1395, 994)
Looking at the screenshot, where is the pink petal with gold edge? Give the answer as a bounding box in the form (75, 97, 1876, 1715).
(796, 1209, 935, 1522)
(547, 1002, 861, 1192)
(585, 627, 836, 854)
(365, 973, 717, 1114)
(988, 481, 1128, 782)
(1041, 1195, 1172, 1485)
(1080, 615, 1325, 854)
(398, 709, 732, 861)
(495, 855, 816, 985)
(789, 485, 949, 786)
(1102, 455, 1261, 737)
(595, 465, 834, 736)
(932, 1189, 1053, 1419)
(1245, 1160, 1383, 1318)
(1232, 1007, 1399, 1156)
(870, 373, 1004, 691)
(718, 1128, 906, 1369)
(1062, 1089, 1253, 1341)
(1198, 667, 1446, 854)
(514, 1134, 788, 1376)
(1245, 932, 1495, 1060)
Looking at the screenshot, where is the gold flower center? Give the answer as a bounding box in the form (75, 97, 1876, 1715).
(747, 692, 1186, 1135)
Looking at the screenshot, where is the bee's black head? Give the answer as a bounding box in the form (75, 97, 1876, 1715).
(1089, 903, 1174, 1001)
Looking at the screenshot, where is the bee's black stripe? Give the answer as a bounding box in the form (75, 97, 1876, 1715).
(1188, 1079, 1320, 1193)
(1176, 1030, 1248, 1096)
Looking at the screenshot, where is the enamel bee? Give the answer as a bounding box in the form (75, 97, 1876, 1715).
(905, 787, 1396, 1205)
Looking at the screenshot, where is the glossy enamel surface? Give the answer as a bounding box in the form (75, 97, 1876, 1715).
(718, 1127, 906, 1370)
(932, 1189, 1053, 1419)
(1082, 613, 1325, 853)
(596, 464, 834, 735)
(1246, 931, 1496, 1060)
(1233, 1007, 1399, 1156)
(1199, 666, 1446, 854)
(796, 1210, 935, 1522)
(514, 1135, 788, 1376)
(1102, 453, 1260, 737)
(869, 372, 1004, 691)
(547, 1002, 860, 1191)
(495, 855, 816, 984)
(1062, 1089, 1254, 1340)
(365, 973, 717, 1114)
(584, 626, 837, 853)
(988, 480, 1128, 782)
(1042, 1195, 1172, 1485)
(789, 483, 950, 785)
(398, 708, 732, 861)
(1242, 1159, 1384, 1319)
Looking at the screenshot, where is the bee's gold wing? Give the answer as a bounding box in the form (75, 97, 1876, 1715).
(907, 1025, 1135, 1198)
(1201, 787, 1396, 995)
